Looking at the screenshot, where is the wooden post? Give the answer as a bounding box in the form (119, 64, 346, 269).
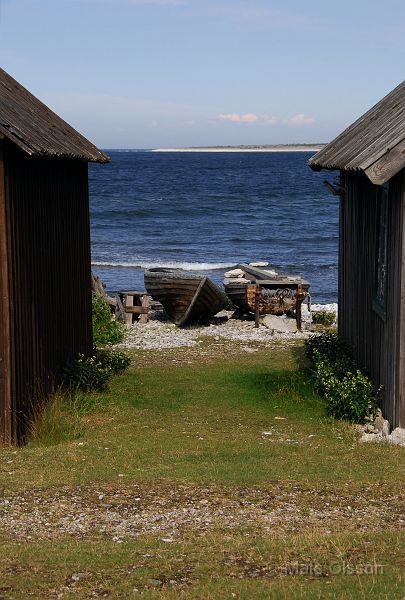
(296, 285, 305, 331)
(124, 293, 134, 325)
(139, 293, 150, 324)
(254, 285, 260, 328)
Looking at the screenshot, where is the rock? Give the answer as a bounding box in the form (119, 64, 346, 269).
(374, 414, 385, 432)
(212, 309, 235, 320)
(382, 420, 390, 438)
(365, 423, 377, 433)
(224, 268, 245, 278)
(388, 427, 405, 446)
(66, 572, 85, 585)
(361, 432, 383, 443)
(262, 315, 297, 334)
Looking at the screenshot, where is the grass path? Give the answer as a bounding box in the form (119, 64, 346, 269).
(0, 340, 404, 598)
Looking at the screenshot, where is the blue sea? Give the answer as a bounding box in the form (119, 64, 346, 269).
(89, 151, 339, 303)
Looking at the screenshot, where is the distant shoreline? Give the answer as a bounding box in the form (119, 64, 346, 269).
(153, 144, 325, 153)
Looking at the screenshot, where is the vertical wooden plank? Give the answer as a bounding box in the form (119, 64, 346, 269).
(398, 171, 405, 427)
(0, 143, 12, 444)
(338, 172, 344, 338)
(139, 293, 149, 324)
(124, 293, 134, 325)
(254, 285, 260, 328)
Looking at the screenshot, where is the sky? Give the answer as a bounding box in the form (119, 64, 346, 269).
(0, 0, 405, 148)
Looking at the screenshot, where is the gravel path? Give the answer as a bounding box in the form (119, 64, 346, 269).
(0, 481, 403, 542)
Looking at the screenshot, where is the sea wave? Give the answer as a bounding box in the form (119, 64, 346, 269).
(91, 261, 236, 271)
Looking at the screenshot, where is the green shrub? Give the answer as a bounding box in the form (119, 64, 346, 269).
(324, 369, 376, 422)
(92, 293, 124, 345)
(94, 347, 131, 374)
(63, 353, 110, 391)
(311, 310, 336, 327)
(63, 348, 131, 392)
(305, 332, 378, 422)
(305, 331, 351, 363)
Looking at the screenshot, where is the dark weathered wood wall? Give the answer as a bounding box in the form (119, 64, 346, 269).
(0, 142, 93, 444)
(339, 171, 405, 427)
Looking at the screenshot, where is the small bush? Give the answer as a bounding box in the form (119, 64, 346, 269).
(92, 293, 124, 345)
(324, 369, 376, 422)
(94, 347, 131, 374)
(305, 332, 378, 422)
(305, 331, 351, 363)
(311, 310, 336, 327)
(63, 353, 110, 391)
(63, 348, 131, 391)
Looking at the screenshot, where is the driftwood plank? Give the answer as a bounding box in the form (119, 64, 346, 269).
(139, 294, 149, 324)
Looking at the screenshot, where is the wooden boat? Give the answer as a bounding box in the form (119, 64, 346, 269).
(224, 263, 310, 315)
(224, 263, 277, 311)
(144, 268, 228, 326)
(223, 277, 252, 309)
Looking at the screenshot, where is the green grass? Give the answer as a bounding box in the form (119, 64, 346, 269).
(1, 532, 404, 599)
(1, 342, 404, 598)
(8, 344, 403, 488)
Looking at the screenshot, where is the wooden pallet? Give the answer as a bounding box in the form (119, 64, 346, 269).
(116, 290, 150, 325)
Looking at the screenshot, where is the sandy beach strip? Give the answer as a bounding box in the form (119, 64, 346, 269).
(152, 145, 324, 153)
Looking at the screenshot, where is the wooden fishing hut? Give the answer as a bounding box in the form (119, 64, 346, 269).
(309, 81, 405, 428)
(0, 68, 109, 444)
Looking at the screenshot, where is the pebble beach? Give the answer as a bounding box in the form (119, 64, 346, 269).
(115, 303, 338, 351)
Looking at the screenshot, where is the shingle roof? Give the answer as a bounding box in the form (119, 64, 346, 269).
(309, 81, 405, 185)
(0, 68, 109, 163)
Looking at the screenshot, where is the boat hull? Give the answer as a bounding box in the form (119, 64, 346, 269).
(144, 268, 228, 326)
(224, 280, 250, 311)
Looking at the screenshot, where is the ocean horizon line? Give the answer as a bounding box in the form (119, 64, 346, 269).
(102, 144, 325, 153)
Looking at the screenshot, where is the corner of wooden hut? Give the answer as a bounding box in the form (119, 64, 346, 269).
(309, 80, 405, 428)
(0, 68, 110, 444)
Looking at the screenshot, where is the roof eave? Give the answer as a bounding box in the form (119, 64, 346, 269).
(0, 124, 110, 163)
(310, 141, 405, 186)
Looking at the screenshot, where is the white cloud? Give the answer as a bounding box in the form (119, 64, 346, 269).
(262, 114, 278, 125)
(218, 113, 243, 122)
(284, 113, 315, 125)
(218, 112, 259, 123)
(217, 112, 278, 125)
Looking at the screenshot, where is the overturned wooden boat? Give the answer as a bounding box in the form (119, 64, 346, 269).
(144, 268, 228, 326)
